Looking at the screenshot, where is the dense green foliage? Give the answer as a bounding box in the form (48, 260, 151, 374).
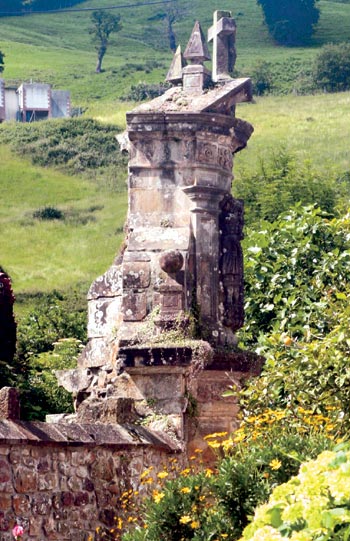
(237, 206, 350, 437)
(257, 0, 320, 45)
(241, 206, 350, 343)
(233, 149, 347, 224)
(241, 444, 350, 541)
(0, 118, 127, 190)
(313, 42, 350, 92)
(12, 289, 87, 419)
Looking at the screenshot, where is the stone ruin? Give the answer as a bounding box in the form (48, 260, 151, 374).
(55, 10, 261, 453)
(0, 12, 264, 539)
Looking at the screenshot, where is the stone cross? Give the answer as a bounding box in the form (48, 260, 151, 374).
(208, 10, 236, 82)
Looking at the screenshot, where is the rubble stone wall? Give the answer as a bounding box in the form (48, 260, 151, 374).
(0, 439, 179, 541)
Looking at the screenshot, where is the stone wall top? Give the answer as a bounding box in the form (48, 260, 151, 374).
(0, 420, 179, 451)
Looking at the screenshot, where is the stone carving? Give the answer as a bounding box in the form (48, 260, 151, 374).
(219, 194, 244, 331)
(166, 45, 186, 85)
(183, 21, 210, 63)
(208, 10, 237, 82)
(57, 11, 255, 433)
(182, 21, 211, 95)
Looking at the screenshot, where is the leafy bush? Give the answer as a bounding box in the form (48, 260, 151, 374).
(241, 206, 350, 345)
(239, 299, 350, 436)
(32, 206, 64, 220)
(237, 206, 350, 439)
(313, 42, 350, 92)
(16, 289, 86, 362)
(0, 118, 128, 190)
(121, 424, 332, 541)
(122, 82, 170, 102)
(233, 149, 346, 225)
(251, 60, 273, 96)
(23, 338, 82, 419)
(14, 290, 87, 419)
(240, 443, 350, 541)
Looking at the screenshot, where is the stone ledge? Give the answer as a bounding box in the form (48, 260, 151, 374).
(209, 350, 264, 375)
(0, 420, 180, 451)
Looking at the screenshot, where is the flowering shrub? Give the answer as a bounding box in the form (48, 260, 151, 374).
(240, 443, 350, 541)
(118, 421, 332, 541)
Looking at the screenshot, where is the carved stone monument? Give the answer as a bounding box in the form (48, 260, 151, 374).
(56, 10, 262, 456)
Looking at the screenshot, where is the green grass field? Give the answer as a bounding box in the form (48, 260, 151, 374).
(0, 145, 127, 295)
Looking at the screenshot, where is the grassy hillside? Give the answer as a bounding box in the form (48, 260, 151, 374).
(0, 0, 350, 113)
(0, 144, 127, 295)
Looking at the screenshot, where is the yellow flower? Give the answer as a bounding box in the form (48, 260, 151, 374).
(143, 477, 154, 484)
(194, 448, 203, 453)
(269, 459, 282, 470)
(221, 534, 228, 538)
(140, 467, 153, 480)
(208, 440, 221, 449)
(180, 487, 191, 494)
(157, 471, 169, 479)
(153, 492, 165, 504)
(205, 468, 214, 477)
(180, 468, 191, 476)
(233, 433, 246, 443)
(191, 521, 200, 529)
(179, 515, 192, 524)
(116, 518, 123, 530)
(204, 432, 228, 440)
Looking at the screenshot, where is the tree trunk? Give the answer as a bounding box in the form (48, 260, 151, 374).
(95, 45, 106, 73)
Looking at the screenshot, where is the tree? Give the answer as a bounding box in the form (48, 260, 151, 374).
(257, 0, 320, 46)
(313, 42, 350, 92)
(148, 1, 188, 51)
(89, 10, 122, 73)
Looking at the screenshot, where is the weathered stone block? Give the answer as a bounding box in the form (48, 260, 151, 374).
(0, 495, 11, 512)
(87, 297, 122, 338)
(12, 494, 31, 514)
(61, 492, 75, 507)
(0, 459, 10, 483)
(14, 467, 38, 493)
(0, 513, 9, 532)
(87, 265, 122, 300)
(38, 472, 57, 491)
(74, 492, 89, 507)
(90, 457, 114, 482)
(122, 262, 150, 290)
(32, 493, 51, 515)
(122, 291, 147, 322)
